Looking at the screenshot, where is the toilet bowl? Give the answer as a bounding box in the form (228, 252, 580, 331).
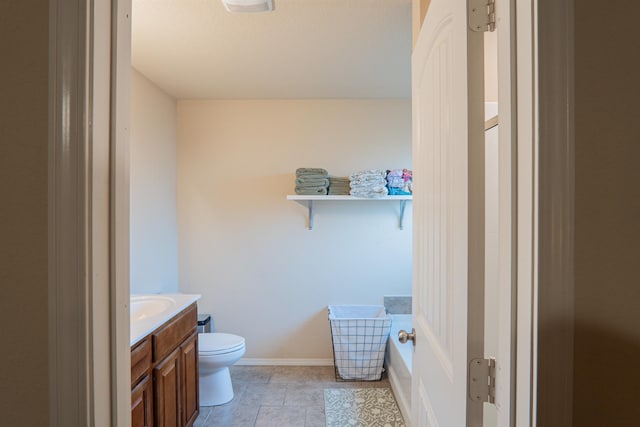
(198, 332, 246, 406)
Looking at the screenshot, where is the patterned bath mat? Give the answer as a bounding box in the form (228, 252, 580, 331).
(324, 388, 405, 427)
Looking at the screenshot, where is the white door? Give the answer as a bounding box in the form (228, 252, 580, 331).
(410, 0, 486, 425)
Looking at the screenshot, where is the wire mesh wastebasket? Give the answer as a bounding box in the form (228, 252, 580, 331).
(328, 305, 392, 381)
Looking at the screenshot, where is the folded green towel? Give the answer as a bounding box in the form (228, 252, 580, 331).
(328, 188, 350, 195)
(295, 177, 329, 187)
(296, 168, 328, 177)
(295, 186, 328, 195)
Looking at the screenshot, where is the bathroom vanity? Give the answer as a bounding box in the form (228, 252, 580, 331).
(130, 294, 201, 427)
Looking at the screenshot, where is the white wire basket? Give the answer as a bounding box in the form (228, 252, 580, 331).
(328, 305, 392, 381)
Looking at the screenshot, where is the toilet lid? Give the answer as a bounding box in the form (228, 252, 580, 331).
(199, 333, 245, 355)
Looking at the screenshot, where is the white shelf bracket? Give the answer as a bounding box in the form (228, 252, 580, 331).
(307, 200, 314, 230)
(399, 200, 407, 230)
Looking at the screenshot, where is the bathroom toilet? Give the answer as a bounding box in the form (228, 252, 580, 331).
(198, 332, 246, 406)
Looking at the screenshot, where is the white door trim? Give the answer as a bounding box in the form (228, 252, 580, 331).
(494, 0, 518, 425)
(513, 1, 575, 425)
(109, 1, 133, 425)
(49, 0, 131, 425)
(534, 0, 575, 424)
(48, 0, 92, 424)
(514, 1, 537, 425)
(92, 1, 118, 425)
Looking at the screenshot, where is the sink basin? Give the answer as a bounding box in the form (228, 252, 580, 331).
(130, 295, 176, 322)
(130, 293, 201, 346)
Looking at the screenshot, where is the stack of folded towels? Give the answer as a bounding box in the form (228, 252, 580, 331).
(386, 168, 413, 195)
(328, 176, 351, 195)
(295, 168, 329, 195)
(349, 169, 389, 198)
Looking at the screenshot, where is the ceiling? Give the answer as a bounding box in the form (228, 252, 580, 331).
(131, 0, 412, 99)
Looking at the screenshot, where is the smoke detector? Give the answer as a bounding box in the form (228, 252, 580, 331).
(221, 0, 274, 13)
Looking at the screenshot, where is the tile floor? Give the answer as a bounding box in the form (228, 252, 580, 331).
(193, 365, 393, 427)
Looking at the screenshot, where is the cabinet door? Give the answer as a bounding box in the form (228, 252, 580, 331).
(154, 348, 181, 427)
(132, 375, 153, 427)
(181, 333, 199, 427)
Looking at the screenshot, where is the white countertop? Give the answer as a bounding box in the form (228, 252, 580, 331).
(130, 293, 201, 346)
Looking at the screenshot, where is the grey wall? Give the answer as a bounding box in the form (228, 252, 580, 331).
(0, 1, 50, 424)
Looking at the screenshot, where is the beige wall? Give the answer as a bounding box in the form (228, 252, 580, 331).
(130, 68, 180, 294)
(411, 0, 431, 46)
(177, 99, 412, 360)
(574, 2, 640, 424)
(484, 30, 498, 103)
(0, 1, 50, 425)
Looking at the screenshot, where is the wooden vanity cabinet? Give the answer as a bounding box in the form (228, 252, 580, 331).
(154, 348, 181, 427)
(132, 374, 154, 427)
(131, 336, 153, 427)
(132, 303, 199, 427)
(180, 333, 199, 427)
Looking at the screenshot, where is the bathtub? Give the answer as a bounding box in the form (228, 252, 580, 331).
(386, 314, 412, 425)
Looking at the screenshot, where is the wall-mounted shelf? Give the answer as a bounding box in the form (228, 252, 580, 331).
(286, 195, 412, 230)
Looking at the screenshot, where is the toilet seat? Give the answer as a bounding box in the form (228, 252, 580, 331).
(199, 333, 245, 355)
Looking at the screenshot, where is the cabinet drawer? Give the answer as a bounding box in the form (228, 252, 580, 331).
(131, 336, 152, 387)
(152, 304, 197, 363)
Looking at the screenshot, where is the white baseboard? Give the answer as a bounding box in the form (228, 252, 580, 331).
(236, 358, 334, 366)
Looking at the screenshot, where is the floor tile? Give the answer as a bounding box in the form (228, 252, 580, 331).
(284, 384, 325, 407)
(207, 402, 260, 427)
(193, 365, 398, 426)
(238, 383, 287, 406)
(193, 406, 212, 427)
(230, 381, 248, 400)
(254, 406, 307, 427)
(332, 378, 391, 389)
(230, 365, 274, 383)
(269, 366, 335, 384)
(304, 406, 326, 427)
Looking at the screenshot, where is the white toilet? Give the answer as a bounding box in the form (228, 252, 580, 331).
(198, 332, 246, 406)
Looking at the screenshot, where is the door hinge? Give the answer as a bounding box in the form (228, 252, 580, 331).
(469, 0, 496, 32)
(469, 357, 496, 404)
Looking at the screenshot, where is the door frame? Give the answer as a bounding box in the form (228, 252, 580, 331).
(49, 0, 574, 424)
(513, 0, 536, 425)
(48, 0, 131, 425)
(494, 0, 518, 425)
(48, 0, 93, 424)
(532, 0, 575, 425)
(512, 0, 575, 425)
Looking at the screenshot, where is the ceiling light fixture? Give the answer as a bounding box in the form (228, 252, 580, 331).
(221, 0, 274, 13)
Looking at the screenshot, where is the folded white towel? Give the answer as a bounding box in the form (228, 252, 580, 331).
(349, 169, 387, 181)
(350, 187, 389, 198)
(350, 177, 387, 188)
